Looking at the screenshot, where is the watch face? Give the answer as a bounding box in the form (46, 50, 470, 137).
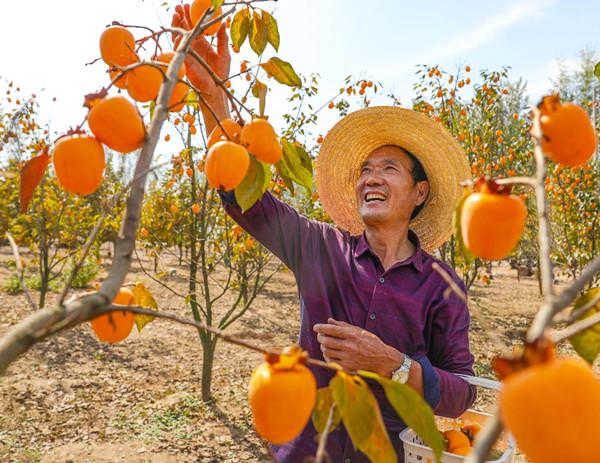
(393, 369, 409, 384)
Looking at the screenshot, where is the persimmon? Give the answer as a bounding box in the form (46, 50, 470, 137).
(90, 287, 136, 343)
(248, 359, 317, 444)
(452, 447, 471, 457)
(443, 429, 470, 452)
(99, 26, 138, 67)
(461, 178, 527, 260)
(240, 118, 282, 164)
(86, 94, 145, 154)
(53, 133, 105, 196)
(207, 118, 242, 148)
(126, 64, 162, 103)
(190, 0, 222, 36)
(500, 358, 600, 463)
(461, 422, 482, 443)
(539, 95, 597, 167)
(167, 82, 189, 112)
(108, 68, 127, 89)
(155, 52, 186, 79)
(204, 141, 250, 191)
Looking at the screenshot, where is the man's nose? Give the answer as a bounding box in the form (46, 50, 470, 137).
(365, 172, 384, 185)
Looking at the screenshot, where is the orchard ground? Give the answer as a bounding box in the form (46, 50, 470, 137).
(0, 244, 591, 463)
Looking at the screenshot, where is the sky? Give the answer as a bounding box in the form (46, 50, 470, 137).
(1, 0, 599, 148)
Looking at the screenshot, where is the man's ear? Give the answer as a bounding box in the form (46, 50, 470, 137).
(415, 180, 429, 207)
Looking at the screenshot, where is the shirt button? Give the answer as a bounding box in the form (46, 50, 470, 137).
(379, 277, 385, 284)
(369, 313, 376, 320)
(345, 459, 352, 463)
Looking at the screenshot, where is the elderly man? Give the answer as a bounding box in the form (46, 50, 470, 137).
(173, 6, 476, 462)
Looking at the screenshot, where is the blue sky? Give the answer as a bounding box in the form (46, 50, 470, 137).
(0, 0, 598, 144)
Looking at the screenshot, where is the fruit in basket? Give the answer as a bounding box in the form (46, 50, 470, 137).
(461, 422, 482, 443)
(443, 429, 471, 452)
(451, 446, 471, 456)
(499, 357, 600, 463)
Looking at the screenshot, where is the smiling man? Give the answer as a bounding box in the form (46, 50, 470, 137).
(218, 122, 477, 461)
(173, 6, 477, 461)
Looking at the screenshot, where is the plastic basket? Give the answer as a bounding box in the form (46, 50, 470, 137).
(399, 375, 515, 463)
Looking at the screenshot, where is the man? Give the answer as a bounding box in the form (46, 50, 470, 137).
(173, 6, 476, 462)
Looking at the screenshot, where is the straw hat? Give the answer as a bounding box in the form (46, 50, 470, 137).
(316, 106, 471, 253)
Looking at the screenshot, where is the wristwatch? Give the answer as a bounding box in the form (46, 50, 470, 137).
(391, 354, 412, 384)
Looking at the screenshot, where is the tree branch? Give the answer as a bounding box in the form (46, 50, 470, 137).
(315, 403, 336, 463)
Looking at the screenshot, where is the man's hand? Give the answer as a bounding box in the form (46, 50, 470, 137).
(313, 318, 404, 377)
(171, 4, 231, 97)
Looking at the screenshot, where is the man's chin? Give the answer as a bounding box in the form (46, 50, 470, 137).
(359, 209, 388, 226)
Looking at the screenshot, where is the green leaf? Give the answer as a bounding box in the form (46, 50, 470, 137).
(211, 0, 224, 10)
(453, 191, 475, 265)
(595, 62, 600, 81)
(569, 287, 600, 364)
(131, 282, 158, 332)
(261, 10, 280, 51)
(234, 157, 271, 212)
(330, 372, 397, 463)
(312, 387, 341, 434)
(275, 161, 295, 195)
(359, 370, 444, 463)
(260, 57, 302, 87)
(230, 8, 250, 50)
(249, 11, 268, 56)
(251, 79, 268, 117)
(149, 100, 156, 120)
(280, 138, 313, 193)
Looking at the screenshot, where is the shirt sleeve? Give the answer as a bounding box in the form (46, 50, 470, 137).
(427, 276, 477, 418)
(219, 190, 326, 274)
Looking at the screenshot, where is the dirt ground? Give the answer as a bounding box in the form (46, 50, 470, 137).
(0, 244, 585, 463)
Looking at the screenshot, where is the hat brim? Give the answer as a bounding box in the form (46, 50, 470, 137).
(316, 106, 471, 253)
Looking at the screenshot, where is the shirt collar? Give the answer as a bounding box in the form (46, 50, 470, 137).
(354, 229, 424, 273)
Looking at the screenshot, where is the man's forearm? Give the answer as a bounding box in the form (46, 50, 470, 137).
(200, 88, 230, 134)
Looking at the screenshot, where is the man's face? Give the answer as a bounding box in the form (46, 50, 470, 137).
(355, 146, 429, 227)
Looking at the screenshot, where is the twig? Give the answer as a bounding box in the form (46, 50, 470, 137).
(431, 263, 506, 351)
(525, 107, 556, 343)
(528, 254, 600, 343)
(552, 309, 600, 343)
(315, 403, 336, 463)
(6, 233, 37, 311)
(133, 247, 188, 299)
(567, 289, 600, 323)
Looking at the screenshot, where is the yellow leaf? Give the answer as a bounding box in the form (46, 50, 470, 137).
(131, 282, 158, 332)
(330, 371, 396, 463)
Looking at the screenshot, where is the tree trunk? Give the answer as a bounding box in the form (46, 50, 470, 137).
(200, 334, 216, 402)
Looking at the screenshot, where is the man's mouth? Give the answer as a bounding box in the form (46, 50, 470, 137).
(364, 192, 387, 203)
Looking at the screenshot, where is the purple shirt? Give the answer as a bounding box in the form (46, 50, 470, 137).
(221, 191, 476, 463)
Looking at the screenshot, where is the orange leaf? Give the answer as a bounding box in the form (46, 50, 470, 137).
(20, 149, 50, 213)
